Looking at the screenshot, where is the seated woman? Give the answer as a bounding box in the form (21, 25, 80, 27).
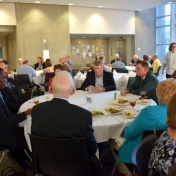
(48, 64, 63, 93)
(40, 58, 54, 76)
(148, 92, 176, 176)
(34, 56, 46, 70)
(110, 79, 176, 176)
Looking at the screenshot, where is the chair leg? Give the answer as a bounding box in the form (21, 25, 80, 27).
(111, 160, 118, 176)
(0, 150, 5, 164)
(24, 149, 32, 162)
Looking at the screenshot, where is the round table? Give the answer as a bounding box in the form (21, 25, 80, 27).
(19, 90, 156, 151)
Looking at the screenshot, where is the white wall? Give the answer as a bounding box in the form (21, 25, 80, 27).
(0, 3, 16, 25)
(69, 6, 135, 34)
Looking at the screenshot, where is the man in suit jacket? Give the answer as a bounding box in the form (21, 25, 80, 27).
(31, 71, 102, 175)
(0, 68, 31, 151)
(124, 60, 159, 104)
(81, 60, 116, 92)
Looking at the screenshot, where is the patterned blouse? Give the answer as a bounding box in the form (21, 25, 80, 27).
(148, 130, 176, 176)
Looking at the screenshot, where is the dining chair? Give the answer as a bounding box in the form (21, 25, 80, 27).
(126, 77, 136, 88)
(112, 68, 128, 73)
(154, 66, 161, 77)
(131, 134, 158, 176)
(29, 134, 91, 176)
(149, 67, 153, 72)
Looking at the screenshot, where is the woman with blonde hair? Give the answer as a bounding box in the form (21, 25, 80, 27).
(148, 92, 176, 175)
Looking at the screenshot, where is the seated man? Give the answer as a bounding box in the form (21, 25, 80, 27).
(0, 68, 32, 167)
(124, 60, 159, 104)
(65, 55, 74, 71)
(81, 60, 116, 92)
(111, 53, 122, 64)
(130, 55, 140, 66)
(31, 71, 102, 175)
(0, 62, 26, 113)
(17, 59, 36, 83)
(112, 56, 126, 69)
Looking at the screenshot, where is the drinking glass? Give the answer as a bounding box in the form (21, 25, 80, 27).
(129, 99, 136, 110)
(140, 91, 146, 100)
(45, 92, 50, 101)
(33, 97, 39, 105)
(88, 85, 94, 94)
(120, 87, 126, 96)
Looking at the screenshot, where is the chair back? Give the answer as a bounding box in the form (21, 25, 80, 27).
(131, 134, 158, 176)
(149, 67, 153, 72)
(142, 129, 165, 139)
(112, 68, 128, 73)
(29, 134, 90, 176)
(126, 77, 136, 88)
(44, 73, 55, 84)
(156, 66, 161, 77)
(14, 74, 31, 89)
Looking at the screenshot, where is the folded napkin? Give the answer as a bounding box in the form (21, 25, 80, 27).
(113, 69, 117, 74)
(128, 71, 136, 77)
(75, 72, 82, 79)
(115, 137, 126, 148)
(119, 75, 127, 81)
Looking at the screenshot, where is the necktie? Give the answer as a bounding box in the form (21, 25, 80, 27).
(0, 92, 12, 116)
(140, 78, 144, 89)
(5, 80, 11, 89)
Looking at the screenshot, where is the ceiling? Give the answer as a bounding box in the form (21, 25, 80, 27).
(1, 0, 176, 11)
(0, 0, 176, 38)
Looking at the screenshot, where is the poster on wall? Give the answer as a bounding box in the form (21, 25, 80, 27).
(83, 52, 86, 58)
(89, 52, 92, 57)
(92, 45, 95, 50)
(76, 49, 79, 53)
(76, 53, 80, 57)
(72, 50, 76, 55)
(43, 50, 50, 61)
(96, 47, 99, 52)
(92, 49, 95, 54)
(101, 46, 104, 54)
(72, 45, 76, 50)
(83, 45, 87, 51)
(86, 44, 90, 50)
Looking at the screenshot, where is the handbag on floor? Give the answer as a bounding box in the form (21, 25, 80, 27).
(1, 166, 25, 176)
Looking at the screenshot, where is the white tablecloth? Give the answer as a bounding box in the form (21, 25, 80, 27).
(126, 66, 136, 71)
(74, 72, 136, 90)
(19, 90, 156, 151)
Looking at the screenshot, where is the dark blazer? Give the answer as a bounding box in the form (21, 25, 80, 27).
(81, 70, 116, 92)
(126, 71, 159, 104)
(111, 59, 116, 64)
(31, 98, 97, 155)
(0, 96, 26, 151)
(34, 62, 46, 70)
(1, 78, 26, 113)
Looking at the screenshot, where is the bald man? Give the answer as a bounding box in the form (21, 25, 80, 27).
(130, 55, 140, 66)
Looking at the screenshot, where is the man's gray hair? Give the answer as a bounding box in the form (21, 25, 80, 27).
(51, 71, 75, 98)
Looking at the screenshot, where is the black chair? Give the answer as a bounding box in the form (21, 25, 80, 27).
(142, 129, 165, 139)
(154, 66, 161, 77)
(112, 68, 128, 73)
(126, 77, 136, 88)
(149, 67, 153, 72)
(29, 134, 90, 176)
(14, 74, 33, 90)
(131, 134, 158, 176)
(44, 72, 55, 85)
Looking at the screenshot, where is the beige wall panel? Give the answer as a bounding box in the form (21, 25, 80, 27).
(33, 23, 46, 34)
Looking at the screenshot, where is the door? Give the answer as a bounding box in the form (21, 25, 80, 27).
(116, 39, 127, 65)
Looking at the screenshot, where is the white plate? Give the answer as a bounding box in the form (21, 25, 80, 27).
(122, 111, 138, 118)
(112, 100, 129, 106)
(107, 111, 122, 115)
(138, 100, 150, 105)
(92, 110, 109, 116)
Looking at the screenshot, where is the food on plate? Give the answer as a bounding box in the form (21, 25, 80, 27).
(141, 99, 149, 104)
(105, 106, 123, 114)
(92, 111, 103, 116)
(117, 99, 128, 104)
(124, 111, 135, 117)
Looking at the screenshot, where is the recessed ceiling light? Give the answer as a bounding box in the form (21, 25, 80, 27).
(83, 37, 85, 38)
(168, 1, 172, 3)
(98, 6, 103, 8)
(35, 1, 40, 3)
(138, 9, 142, 11)
(69, 3, 74, 5)
(101, 37, 103, 38)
